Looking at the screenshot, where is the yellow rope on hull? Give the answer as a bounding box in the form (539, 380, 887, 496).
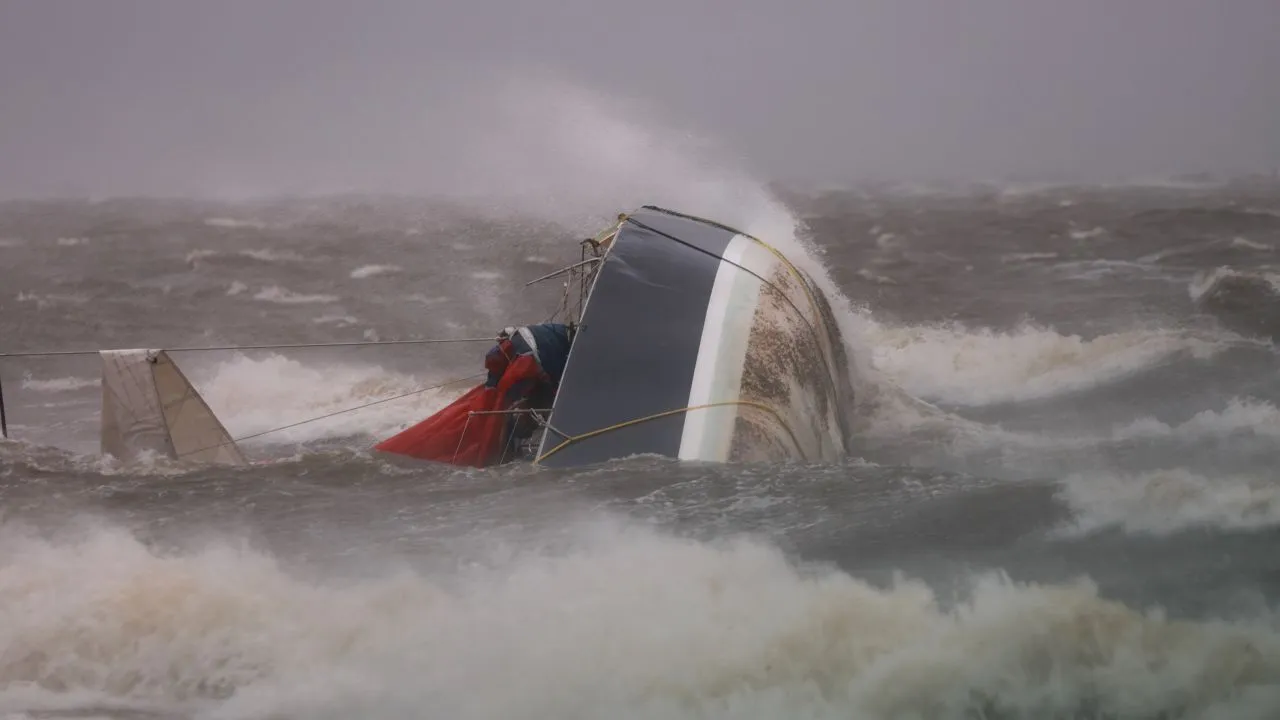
(534, 399, 807, 465)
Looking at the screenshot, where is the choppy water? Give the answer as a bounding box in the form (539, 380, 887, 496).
(3, 173, 1280, 719)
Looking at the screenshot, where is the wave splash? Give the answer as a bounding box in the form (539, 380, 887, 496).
(1, 518, 1278, 720)
(188, 353, 467, 446)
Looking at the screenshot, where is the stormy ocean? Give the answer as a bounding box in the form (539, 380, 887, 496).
(3, 148, 1280, 718)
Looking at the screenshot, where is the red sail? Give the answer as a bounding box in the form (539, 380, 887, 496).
(373, 354, 545, 467)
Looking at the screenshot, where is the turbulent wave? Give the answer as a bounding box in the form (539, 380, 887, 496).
(861, 320, 1227, 407)
(189, 354, 470, 446)
(251, 286, 340, 305)
(5, 76, 1280, 720)
(349, 264, 402, 279)
(2, 518, 1279, 720)
(1112, 397, 1280, 442)
(1191, 267, 1280, 342)
(1062, 468, 1280, 536)
(20, 375, 99, 393)
(15, 291, 89, 308)
(186, 248, 305, 266)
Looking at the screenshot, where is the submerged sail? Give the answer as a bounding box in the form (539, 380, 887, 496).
(100, 349, 246, 465)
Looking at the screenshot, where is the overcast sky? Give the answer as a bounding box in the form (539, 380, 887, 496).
(1, 0, 1277, 199)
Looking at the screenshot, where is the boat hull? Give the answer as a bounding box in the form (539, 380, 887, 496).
(536, 206, 854, 467)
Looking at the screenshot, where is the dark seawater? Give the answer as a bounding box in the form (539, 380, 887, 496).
(3, 176, 1280, 719)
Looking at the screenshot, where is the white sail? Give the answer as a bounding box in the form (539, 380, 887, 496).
(100, 349, 246, 465)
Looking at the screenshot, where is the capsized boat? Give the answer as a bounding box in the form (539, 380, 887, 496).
(373, 205, 857, 469)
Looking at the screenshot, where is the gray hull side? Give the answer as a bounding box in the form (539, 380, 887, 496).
(536, 208, 736, 467)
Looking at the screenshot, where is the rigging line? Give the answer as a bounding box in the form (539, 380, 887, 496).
(0, 337, 496, 359)
(174, 371, 485, 459)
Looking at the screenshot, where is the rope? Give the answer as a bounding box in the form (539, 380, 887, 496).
(174, 372, 485, 460)
(533, 400, 807, 465)
(0, 337, 495, 359)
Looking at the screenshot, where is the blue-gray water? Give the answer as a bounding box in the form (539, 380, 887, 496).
(2, 176, 1280, 719)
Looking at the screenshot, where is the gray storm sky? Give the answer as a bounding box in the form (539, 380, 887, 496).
(1, 0, 1277, 199)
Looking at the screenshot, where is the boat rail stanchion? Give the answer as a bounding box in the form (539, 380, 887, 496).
(0, 364, 8, 439)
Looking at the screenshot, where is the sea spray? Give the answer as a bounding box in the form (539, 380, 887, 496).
(1, 515, 1279, 720)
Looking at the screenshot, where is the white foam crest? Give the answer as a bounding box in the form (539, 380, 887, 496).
(1000, 251, 1059, 263)
(19, 376, 99, 393)
(1231, 236, 1273, 251)
(1061, 468, 1280, 535)
(854, 268, 898, 285)
(15, 291, 89, 308)
(239, 249, 301, 262)
(252, 286, 339, 305)
(862, 320, 1225, 406)
(204, 217, 268, 229)
(310, 314, 359, 327)
(191, 354, 470, 444)
(1, 519, 1278, 720)
(1058, 258, 1157, 282)
(1113, 397, 1280, 441)
(1190, 267, 1231, 303)
(350, 264, 401, 279)
(1069, 226, 1107, 240)
(1190, 266, 1280, 304)
(873, 231, 898, 248)
(187, 249, 303, 265)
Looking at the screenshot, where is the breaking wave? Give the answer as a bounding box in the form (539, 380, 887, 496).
(1190, 267, 1280, 342)
(4, 75, 1280, 720)
(1190, 267, 1280, 306)
(2, 518, 1279, 720)
(20, 375, 99, 393)
(350, 264, 402, 279)
(186, 248, 304, 266)
(1062, 468, 1280, 536)
(1112, 397, 1280, 442)
(15, 291, 90, 308)
(430, 72, 882, 432)
(860, 320, 1226, 407)
(251, 286, 340, 305)
(189, 354, 471, 446)
(204, 217, 268, 229)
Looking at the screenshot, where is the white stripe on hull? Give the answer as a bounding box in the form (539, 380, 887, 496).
(677, 234, 775, 461)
